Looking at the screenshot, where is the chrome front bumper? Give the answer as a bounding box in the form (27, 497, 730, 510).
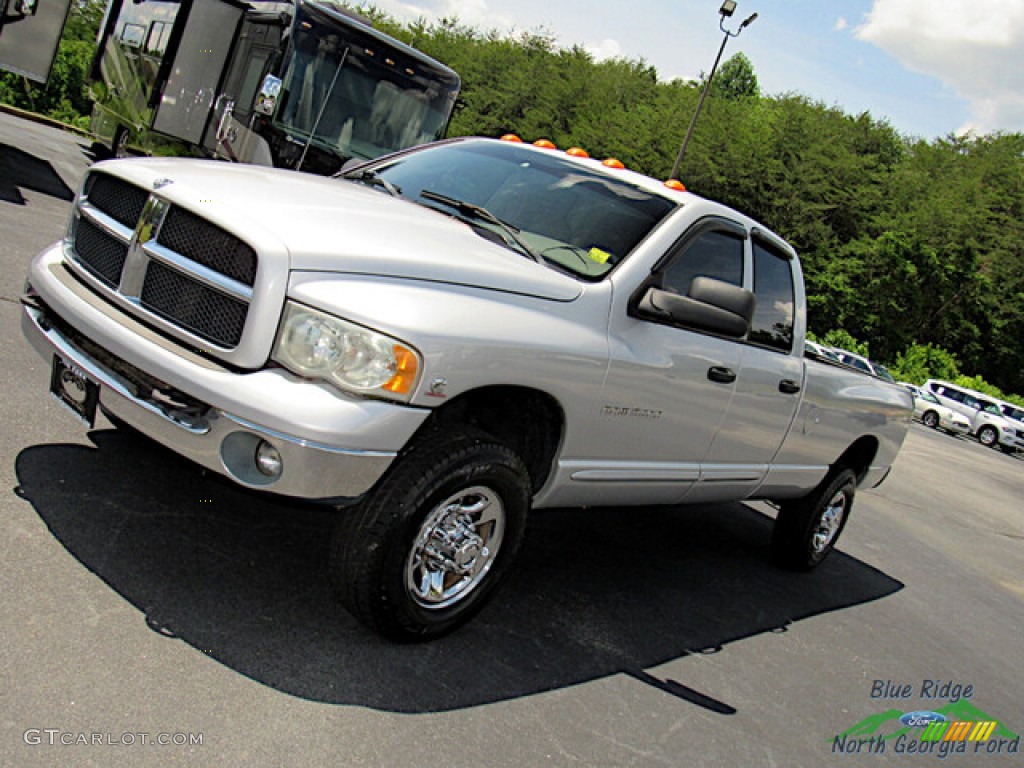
(21, 250, 431, 502)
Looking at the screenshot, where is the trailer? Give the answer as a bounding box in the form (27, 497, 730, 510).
(89, 0, 460, 175)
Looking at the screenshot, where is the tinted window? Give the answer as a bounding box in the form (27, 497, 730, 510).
(661, 229, 743, 297)
(749, 240, 795, 352)
(942, 388, 966, 403)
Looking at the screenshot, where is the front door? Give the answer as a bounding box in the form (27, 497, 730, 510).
(150, 0, 244, 146)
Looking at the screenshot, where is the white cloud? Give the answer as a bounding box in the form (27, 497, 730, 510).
(856, 0, 1024, 134)
(585, 38, 623, 62)
(834, 17, 848, 33)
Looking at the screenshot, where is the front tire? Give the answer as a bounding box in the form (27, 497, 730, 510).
(772, 468, 856, 571)
(922, 410, 939, 429)
(977, 425, 998, 448)
(330, 427, 530, 641)
(111, 126, 129, 159)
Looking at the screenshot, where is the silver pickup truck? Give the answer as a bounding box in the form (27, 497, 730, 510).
(21, 137, 912, 640)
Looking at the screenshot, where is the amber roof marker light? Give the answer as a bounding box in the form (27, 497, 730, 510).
(669, 1, 758, 181)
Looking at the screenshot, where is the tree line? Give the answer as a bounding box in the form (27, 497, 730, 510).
(2, 2, 1022, 403)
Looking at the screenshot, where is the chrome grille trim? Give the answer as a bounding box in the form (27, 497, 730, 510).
(142, 241, 254, 303)
(67, 171, 259, 352)
(79, 200, 134, 242)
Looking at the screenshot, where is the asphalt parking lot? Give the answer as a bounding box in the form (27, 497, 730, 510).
(1, 111, 1021, 767)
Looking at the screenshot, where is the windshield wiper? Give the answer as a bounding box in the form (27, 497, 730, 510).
(420, 190, 543, 263)
(344, 168, 401, 197)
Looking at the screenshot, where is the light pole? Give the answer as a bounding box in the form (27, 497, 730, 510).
(669, 1, 757, 181)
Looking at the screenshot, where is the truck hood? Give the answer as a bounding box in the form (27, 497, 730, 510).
(99, 158, 583, 302)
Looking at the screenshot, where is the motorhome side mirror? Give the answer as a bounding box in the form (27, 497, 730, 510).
(254, 75, 282, 116)
(638, 276, 754, 338)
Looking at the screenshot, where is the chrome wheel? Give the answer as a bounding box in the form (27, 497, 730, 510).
(978, 426, 998, 447)
(922, 411, 939, 428)
(772, 467, 856, 571)
(405, 485, 505, 610)
(811, 491, 847, 555)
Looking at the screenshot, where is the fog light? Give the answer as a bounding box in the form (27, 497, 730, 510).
(255, 440, 283, 478)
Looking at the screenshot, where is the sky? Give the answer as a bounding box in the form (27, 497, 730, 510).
(364, 0, 1024, 140)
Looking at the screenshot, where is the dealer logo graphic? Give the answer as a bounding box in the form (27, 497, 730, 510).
(833, 701, 1020, 757)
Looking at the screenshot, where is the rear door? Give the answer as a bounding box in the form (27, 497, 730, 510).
(696, 234, 804, 500)
(150, 0, 245, 145)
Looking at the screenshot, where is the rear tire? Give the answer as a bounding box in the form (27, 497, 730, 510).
(330, 426, 530, 641)
(772, 468, 856, 571)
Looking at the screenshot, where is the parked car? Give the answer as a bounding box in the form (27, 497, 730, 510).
(830, 348, 896, 383)
(804, 340, 841, 363)
(924, 380, 1024, 453)
(899, 383, 971, 435)
(995, 401, 1024, 454)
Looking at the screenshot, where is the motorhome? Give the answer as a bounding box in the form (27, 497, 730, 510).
(89, 0, 460, 175)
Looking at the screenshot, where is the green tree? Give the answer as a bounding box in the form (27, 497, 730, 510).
(712, 52, 758, 100)
(890, 344, 960, 384)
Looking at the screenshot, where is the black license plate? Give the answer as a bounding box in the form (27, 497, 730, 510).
(50, 356, 99, 427)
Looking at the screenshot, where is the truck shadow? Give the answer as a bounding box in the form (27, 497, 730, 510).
(16, 429, 903, 714)
(0, 142, 75, 205)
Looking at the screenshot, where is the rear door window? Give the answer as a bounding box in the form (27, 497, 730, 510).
(749, 239, 795, 353)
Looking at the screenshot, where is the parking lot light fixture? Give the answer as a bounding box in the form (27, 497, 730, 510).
(669, 2, 758, 181)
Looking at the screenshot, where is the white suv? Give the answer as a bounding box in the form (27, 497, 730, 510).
(924, 380, 1024, 453)
(996, 401, 1024, 454)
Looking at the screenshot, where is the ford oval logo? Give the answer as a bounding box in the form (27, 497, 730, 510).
(899, 711, 947, 728)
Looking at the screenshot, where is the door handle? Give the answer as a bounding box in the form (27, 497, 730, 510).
(779, 379, 801, 394)
(707, 366, 737, 384)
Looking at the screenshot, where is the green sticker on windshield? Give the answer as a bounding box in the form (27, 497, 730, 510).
(588, 247, 611, 264)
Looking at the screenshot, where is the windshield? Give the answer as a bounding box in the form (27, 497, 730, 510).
(874, 364, 896, 383)
(919, 390, 939, 404)
(276, 4, 459, 161)
(362, 140, 678, 278)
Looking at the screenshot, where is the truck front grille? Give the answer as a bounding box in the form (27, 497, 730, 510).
(69, 172, 257, 350)
(159, 207, 257, 286)
(141, 261, 248, 347)
(75, 216, 128, 287)
(85, 173, 148, 227)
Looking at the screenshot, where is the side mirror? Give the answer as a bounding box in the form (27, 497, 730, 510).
(637, 276, 755, 338)
(254, 75, 282, 116)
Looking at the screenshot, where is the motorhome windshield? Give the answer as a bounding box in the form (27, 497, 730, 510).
(277, 4, 458, 161)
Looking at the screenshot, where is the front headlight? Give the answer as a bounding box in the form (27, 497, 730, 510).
(273, 302, 421, 400)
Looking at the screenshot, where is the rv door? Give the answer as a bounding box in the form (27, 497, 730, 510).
(150, 0, 245, 146)
(0, 0, 72, 83)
